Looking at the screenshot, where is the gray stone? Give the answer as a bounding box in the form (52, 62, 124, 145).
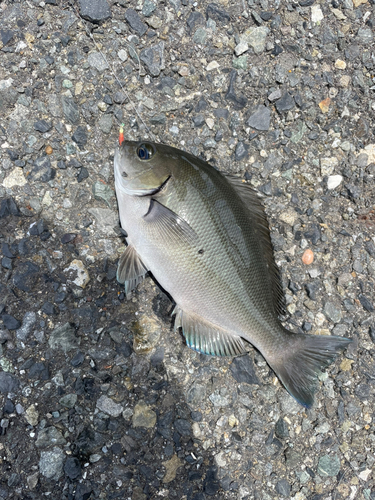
(88, 208, 118, 235)
(140, 42, 165, 77)
(247, 105, 271, 131)
(317, 454, 340, 477)
(193, 28, 207, 45)
(29, 157, 55, 183)
(36, 427, 67, 448)
(142, 0, 156, 17)
(96, 395, 123, 417)
(230, 355, 260, 385)
(59, 393, 78, 408)
(16, 312, 37, 341)
(48, 323, 79, 353)
(79, 0, 111, 23)
(98, 114, 113, 134)
(356, 27, 373, 44)
(132, 401, 157, 428)
(275, 418, 289, 439)
(186, 11, 204, 33)
(186, 382, 206, 405)
(39, 447, 65, 480)
(275, 93, 295, 113)
(61, 96, 80, 124)
(285, 448, 301, 468)
(124, 8, 147, 36)
(0, 372, 19, 394)
(275, 479, 291, 497)
(92, 181, 114, 207)
(235, 142, 248, 162)
(87, 52, 109, 73)
(241, 27, 269, 54)
(72, 126, 88, 148)
(323, 301, 342, 323)
(34, 120, 52, 133)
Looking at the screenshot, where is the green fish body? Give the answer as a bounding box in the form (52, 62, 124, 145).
(114, 140, 352, 408)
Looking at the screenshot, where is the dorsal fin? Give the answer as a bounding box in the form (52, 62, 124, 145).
(173, 305, 248, 357)
(224, 175, 286, 317)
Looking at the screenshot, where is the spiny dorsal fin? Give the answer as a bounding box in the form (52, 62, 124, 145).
(173, 305, 248, 357)
(117, 244, 148, 299)
(224, 175, 286, 317)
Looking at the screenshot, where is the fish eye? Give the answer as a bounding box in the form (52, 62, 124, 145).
(137, 143, 156, 161)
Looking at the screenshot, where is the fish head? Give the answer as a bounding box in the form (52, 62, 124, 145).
(114, 140, 172, 196)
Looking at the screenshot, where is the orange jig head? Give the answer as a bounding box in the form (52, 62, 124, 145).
(119, 124, 125, 145)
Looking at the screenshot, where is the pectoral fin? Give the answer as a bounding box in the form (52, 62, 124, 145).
(144, 199, 197, 246)
(117, 245, 148, 298)
(173, 306, 247, 357)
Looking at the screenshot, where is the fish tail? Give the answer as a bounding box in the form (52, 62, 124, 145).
(270, 331, 352, 408)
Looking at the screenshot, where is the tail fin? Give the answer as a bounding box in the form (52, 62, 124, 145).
(271, 332, 352, 408)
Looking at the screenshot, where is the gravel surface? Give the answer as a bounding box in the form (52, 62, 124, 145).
(0, 0, 375, 499)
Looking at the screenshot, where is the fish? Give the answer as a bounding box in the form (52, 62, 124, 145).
(113, 138, 352, 408)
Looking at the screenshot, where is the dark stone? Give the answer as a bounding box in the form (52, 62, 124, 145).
(247, 105, 271, 131)
(29, 157, 55, 183)
(204, 466, 220, 495)
(230, 355, 260, 384)
(77, 167, 89, 183)
(2, 314, 21, 330)
(187, 12, 205, 33)
(57, 160, 66, 169)
(64, 456, 82, 479)
(365, 240, 375, 257)
(139, 43, 164, 77)
(61, 96, 80, 124)
(74, 483, 92, 500)
(305, 282, 319, 300)
(34, 120, 53, 133)
(346, 184, 361, 200)
(193, 115, 205, 127)
(7, 149, 19, 161)
(158, 411, 174, 439)
(355, 383, 371, 401)
(214, 108, 229, 119)
(196, 98, 208, 112)
(3, 399, 15, 414)
(259, 181, 272, 196)
(275, 479, 291, 497)
(40, 230, 51, 241)
(174, 419, 192, 437)
(272, 44, 283, 56)
(369, 326, 375, 344)
(28, 362, 50, 380)
(234, 142, 249, 162)
(260, 11, 273, 21)
(79, 0, 111, 23)
(61, 233, 77, 244)
(71, 351, 85, 367)
(41, 302, 58, 316)
(68, 158, 82, 169)
(225, 70, 247, 110)
(359, 295, 374, 312)
(299, 0, 314, 5)
(275, 93, 295, 113)
(1, 30, 13, 46)
(72, 126, 88, 148)
(0, 372, 20, 394)
(2, 244, 14, 259)
(191, 411, 202, 422)
(2, 257, 12, 270)
(12, 261, 40, 292)
(124, 8, 147, 36)
(150, 347, 164, 366)
(206, 3, 230, 24)
(275, 418, 289, 439)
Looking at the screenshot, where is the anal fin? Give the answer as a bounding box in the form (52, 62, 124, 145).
(117, 245, 148, 299)
(173, 306, 247, 357)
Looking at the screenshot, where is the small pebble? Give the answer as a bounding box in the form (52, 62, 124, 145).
(45, 145, 53, 155)
(302, 249, 314, 265)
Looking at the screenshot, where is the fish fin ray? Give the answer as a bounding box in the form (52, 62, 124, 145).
(224, 175, 286, 317)
(144, 199, 198, 246)
(172, 306, 247, 357)
(270, 331, 352, 408)
(117, 245, 148, 298)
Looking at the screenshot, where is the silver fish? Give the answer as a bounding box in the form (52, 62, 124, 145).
(114, 140, 352, 408)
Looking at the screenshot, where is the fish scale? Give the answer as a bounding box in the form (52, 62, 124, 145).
(114, 139, 352, 408)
